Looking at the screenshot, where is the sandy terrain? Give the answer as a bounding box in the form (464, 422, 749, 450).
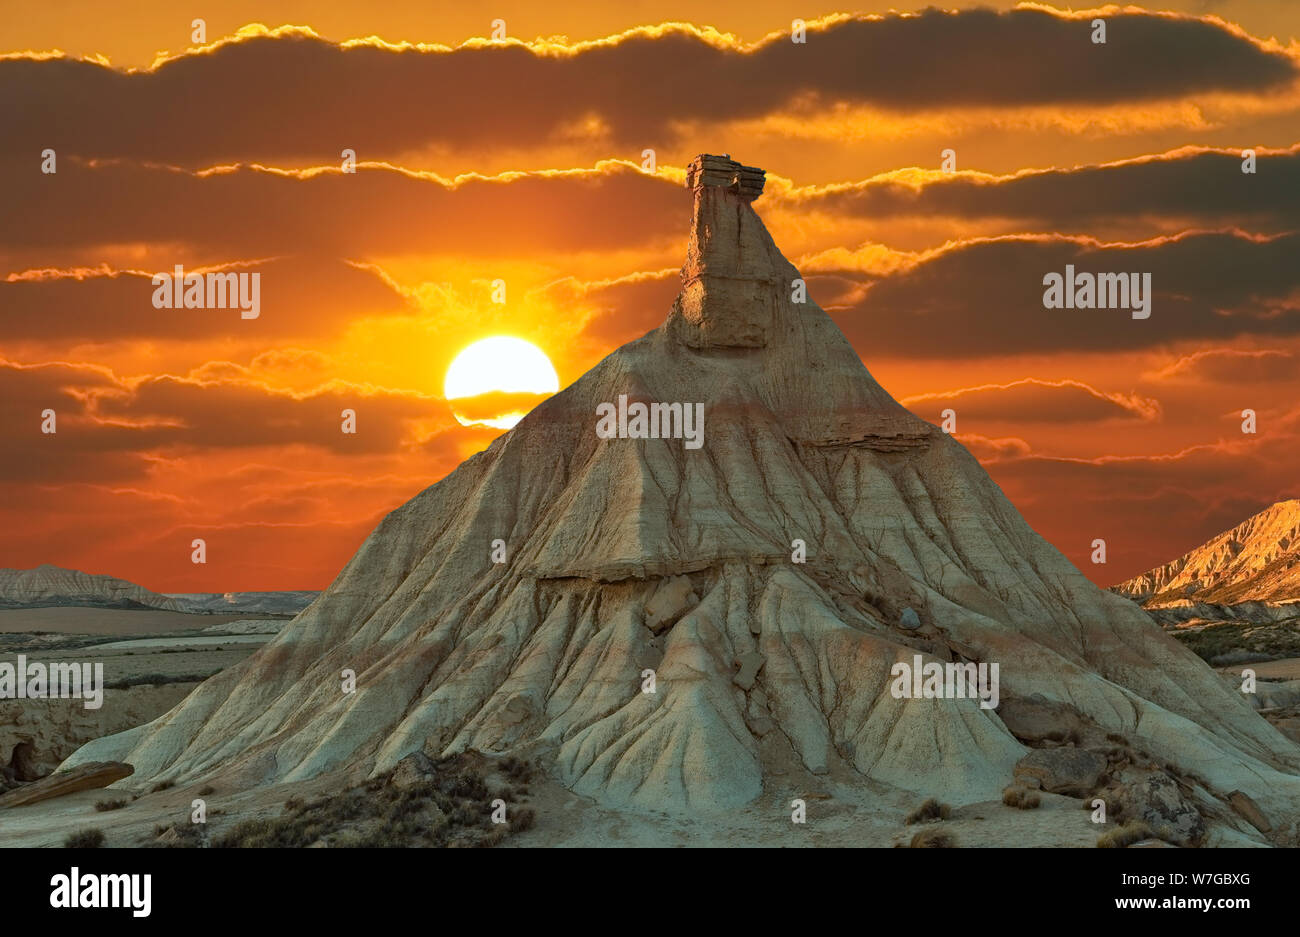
(0, 606, 253, 635)
(1219, 657, 1300, 680)
(0, 764, 1132, 849)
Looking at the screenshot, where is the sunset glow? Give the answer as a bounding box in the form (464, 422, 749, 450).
(2, 2, 1298, 592)
(444, 336, 560, 429)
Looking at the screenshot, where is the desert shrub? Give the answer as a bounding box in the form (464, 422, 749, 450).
(104, 672, 216, 690)
(444, 771, 489, 801)
(909, 828, 956, 848)
(1097, 820, 1153, 849)
(500, 756, 535, 782)
(198, 785, 215, 796)
(215, 752, 527, 848)
(149, 779, 175, 793)
(509, 807, 536, 833)
(145, 823, 205, 848)
(65, 828, 105, 848)
(904, 798, 951, 825)
(94, 798, 127, 812)
(1002, 786, 1025, 807)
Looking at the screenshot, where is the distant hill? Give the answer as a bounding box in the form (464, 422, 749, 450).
(166, 591, 319, 616)
(0, 564, 182, 611)
(1114, 500, 1300, 623)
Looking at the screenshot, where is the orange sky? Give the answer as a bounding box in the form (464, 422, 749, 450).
(2, 3, 1299, 591)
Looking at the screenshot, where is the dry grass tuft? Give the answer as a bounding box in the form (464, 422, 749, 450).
(909, 827, 957, 848)
(904, 797, 951, 825)
(1097, 820, 1153, 848)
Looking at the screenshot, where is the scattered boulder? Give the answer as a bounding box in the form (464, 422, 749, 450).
(899, 607, 921, 630)
(998, 695, 1088, 744)
(644, 575, 698, 635)
(392, 751, 437, 789)
(1013, 748, 1105, 797)
(0, 761, 133, 808)
(733, 652, 765, 690)
(1122, 772, 1206, 847)
(1254, 680, 1300, 710)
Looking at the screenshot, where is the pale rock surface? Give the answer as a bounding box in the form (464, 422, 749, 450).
(62, 161, 1300, 828)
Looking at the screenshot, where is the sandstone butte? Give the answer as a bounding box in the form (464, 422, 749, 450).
(61, 155, 1300, 831)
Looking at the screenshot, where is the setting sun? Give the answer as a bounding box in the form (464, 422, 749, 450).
(444, 336, 560, 429)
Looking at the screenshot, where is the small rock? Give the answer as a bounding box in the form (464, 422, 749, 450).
(392, 751, 436, 789)
(733, 652, 765, 690)
(1013, 747, 1105, 797)
(644, 576, 698, 635)
(998, 695, 1087, 744)
(1122, 772, 1206, 847)
(0, 761, 134, 808)
(899, 607, 921, 630)
(1227, 790, 1271, 834)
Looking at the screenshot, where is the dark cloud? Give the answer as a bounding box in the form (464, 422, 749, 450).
(2, 10, 1292, 165)
(904, 380, 1160, 425)
(0, 361, 148, 483)
(982, 433, 1300, 581)
(0, 257, 408, 341)
(829, 231, 1300, 358)
(563, 271, 679, 346)
(0, 160, 681, 257)
(0, 358, 449, 482)
(793, 146, 1300, 228)
(1147, 347, 1296, 382)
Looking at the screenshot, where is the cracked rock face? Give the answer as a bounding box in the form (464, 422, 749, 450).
(63, 170, 1300, 823)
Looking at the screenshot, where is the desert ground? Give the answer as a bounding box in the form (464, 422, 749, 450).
(0, 606, 252, 635)
(3, 603, 1298, 847)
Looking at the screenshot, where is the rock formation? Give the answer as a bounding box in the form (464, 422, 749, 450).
(0, 564, 182, 611)
(63, 158, 1300, 835)
(1, 683, 197, 785)
(0, 761, 132, 808)
(1114, 500, 1300, 624)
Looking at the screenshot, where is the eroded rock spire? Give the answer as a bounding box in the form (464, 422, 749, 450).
(669, 155, 791, 350)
